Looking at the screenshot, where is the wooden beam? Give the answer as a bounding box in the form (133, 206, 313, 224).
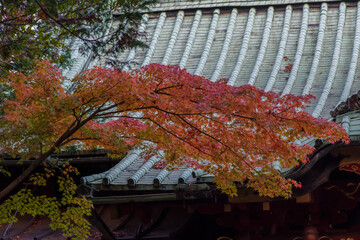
(296, 193, 312, 203)
(87, 209, 116, 240)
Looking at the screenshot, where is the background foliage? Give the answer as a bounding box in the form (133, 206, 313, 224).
(0, 0, 155, 76)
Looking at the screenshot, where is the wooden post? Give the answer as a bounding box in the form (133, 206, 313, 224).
(263, 202, 270, 211)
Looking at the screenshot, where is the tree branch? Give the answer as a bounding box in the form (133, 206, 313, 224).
(33, 0, 95, 48)
(0, 102, 105, 202)
(145, 117, 213, 158)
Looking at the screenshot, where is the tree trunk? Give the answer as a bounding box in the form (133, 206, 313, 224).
(0, 110, 99, 202)
(0, 147, 55, 202)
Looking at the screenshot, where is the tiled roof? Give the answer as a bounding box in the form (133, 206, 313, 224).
(81, 149, 200, 191)
(73, 1, 360, 191)
(91, 1, 360, 120)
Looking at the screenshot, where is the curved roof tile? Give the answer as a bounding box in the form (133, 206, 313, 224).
(282, 4, 309, 96)
(228, 7, 256, 86)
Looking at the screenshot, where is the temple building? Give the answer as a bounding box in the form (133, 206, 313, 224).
(3, 0, 360, 239)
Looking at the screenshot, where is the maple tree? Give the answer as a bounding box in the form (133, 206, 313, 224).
(0, 60, 349, 238)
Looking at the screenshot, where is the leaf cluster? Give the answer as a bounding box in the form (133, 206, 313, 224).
(0, 61, 349, 198)
(0, 164, 92, 240)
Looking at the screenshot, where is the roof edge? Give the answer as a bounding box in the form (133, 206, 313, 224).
(149, 0, 343, 12)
